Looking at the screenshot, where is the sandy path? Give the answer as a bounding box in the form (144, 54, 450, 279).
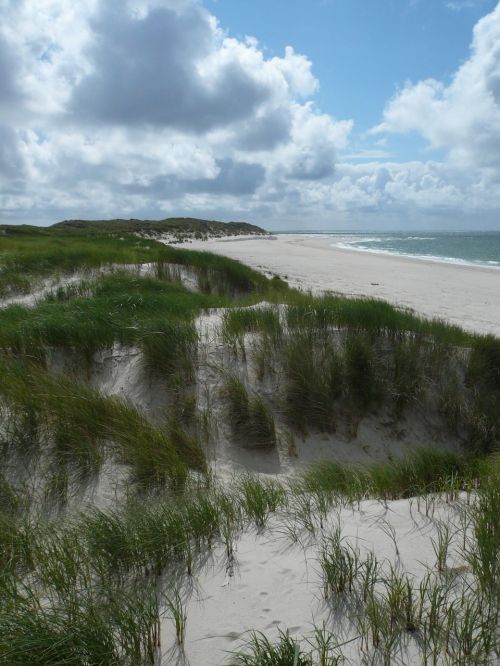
(177, 235, 500, 336)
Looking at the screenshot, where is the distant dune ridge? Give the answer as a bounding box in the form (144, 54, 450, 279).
(52, 217, 268, 238)
(0, 217, 268, 244)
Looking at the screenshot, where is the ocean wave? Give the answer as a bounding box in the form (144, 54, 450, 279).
(332, 242, 500, 269)
(338, 236, 400, 245)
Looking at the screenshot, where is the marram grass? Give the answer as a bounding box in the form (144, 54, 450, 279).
(0, 450, 498, 665)
(0, 227, 280, 299)
(223, 373, 277, 449)
(0, 357, 205, 487)
(301, 448, 478, 500)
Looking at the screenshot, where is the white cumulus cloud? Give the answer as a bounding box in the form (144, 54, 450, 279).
(374, 2, 500, 171)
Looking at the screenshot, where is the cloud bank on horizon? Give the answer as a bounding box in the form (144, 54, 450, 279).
(0, 0, 499, 229)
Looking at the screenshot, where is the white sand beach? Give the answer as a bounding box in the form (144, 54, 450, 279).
(177, 234, 500, 336)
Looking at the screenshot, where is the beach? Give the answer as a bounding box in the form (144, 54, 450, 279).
(178, 234, 500, 336)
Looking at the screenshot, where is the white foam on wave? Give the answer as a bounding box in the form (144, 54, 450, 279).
(332, 241, 500, 269)
(339, 236, 399, 244)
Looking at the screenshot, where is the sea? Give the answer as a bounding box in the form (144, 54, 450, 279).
(277, 231, 500, 269)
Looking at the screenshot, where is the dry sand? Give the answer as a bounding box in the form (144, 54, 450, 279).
(162, 495, 472, 665)
(177, 234, 500, 336)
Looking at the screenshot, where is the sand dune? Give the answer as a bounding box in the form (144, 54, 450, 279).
(162, 494, 473, 665)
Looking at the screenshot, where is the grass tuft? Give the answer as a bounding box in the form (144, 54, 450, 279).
(228, 629, 312, 666)
(223, 374, 277, 448)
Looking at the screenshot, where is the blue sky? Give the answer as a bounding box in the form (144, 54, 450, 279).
(0, 0, 499, 229)
(211, 1, 491, 123)
(211, 0, 498, 160)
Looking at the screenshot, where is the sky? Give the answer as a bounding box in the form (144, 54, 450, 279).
(0, 0, 499, 230)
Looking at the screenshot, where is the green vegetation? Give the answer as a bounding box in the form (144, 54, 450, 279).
(0, 582, 162, 666)
(223, 374, 277, 448)
(165, 588, 187, 645)
(220, 293, 499, 453)
(284, 294, 472, 344)
(228, 629, 313, 666)
(226, 455, 499, 666)
(0, 274, 215, 363)
(0, 356, 203, 488)
(222, 307, 282, 343)
(0, 449, 498, 665)
(50, 216, 266, 236)
(281, 331, 343, 433)
(301, 448, 477, 500)
(464, 469, 499, 594)
(228, 627, 347, 666)
(0, 222, 270, 298)
(0, 230, 149, 296)
(237, 475, 286, 528)
(320, 526, 360, 598)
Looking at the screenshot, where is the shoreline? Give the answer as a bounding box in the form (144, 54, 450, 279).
(273, 232, 500, 271)
(331, 241, 500, 270)
(175, 233, 500, 336)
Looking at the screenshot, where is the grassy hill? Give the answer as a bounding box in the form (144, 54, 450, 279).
(0, 217, 267, 241)
(51, 217, 267, 237)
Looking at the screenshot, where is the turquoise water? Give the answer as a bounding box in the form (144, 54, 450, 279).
(288, 232, 500, 268)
